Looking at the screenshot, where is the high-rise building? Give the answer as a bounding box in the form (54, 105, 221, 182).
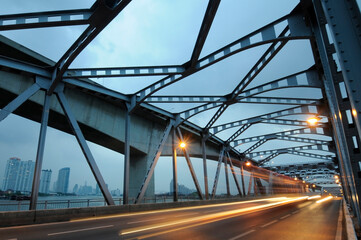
(2, 157, 20, 191)
(15, 160, 35, 192)
(39, 169, 52, 194)
(55, 167, 70, 194)
(2, 157, 35, 193)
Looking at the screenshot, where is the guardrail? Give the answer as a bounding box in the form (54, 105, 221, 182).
(0, 195, 201, 212)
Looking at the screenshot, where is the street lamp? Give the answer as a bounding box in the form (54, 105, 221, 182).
(179, 142, 186, 149)
(245, 161, 251, 166)
(307, 116, 321, 125)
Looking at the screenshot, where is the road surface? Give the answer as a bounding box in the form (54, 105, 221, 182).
(0, 195, 341, 240)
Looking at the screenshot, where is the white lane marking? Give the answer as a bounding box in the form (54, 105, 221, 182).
(280, 214, 292, 220)
(261, 220, 278, 228)
(228, 230, 255, 240)
(335, 201, 343, 240)
(48, 225, 114, 236)
(127, 217, 165, 224)
(292, 210, 300, 214)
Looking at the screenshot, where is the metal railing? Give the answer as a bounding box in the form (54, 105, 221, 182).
(0, 195, 201, 212)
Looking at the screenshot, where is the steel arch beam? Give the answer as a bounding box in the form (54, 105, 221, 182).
(48, 0, 132, 95)
(211, 105, 321, 135)
(64, 65, 185, 78)
(0, 9, 92, 31)
(189, 0, 221, 67)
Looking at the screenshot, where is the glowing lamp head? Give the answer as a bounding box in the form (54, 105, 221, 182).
(352, 109, 357, 117)
(179, 142, 186, 149)
(245, 161, 251, 166)
(307, 117, 320, 125)
(312, 184, 316, 188)
(294, 177, 298, 181)
(334, 175, 339, 179)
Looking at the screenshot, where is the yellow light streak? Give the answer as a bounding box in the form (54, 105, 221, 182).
(316, 196, 333, 204)
(70, 197, 289, 223)
(119, 196, 308, 236)
(307, 195, 321, 200)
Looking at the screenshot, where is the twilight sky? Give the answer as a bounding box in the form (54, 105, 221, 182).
(0, 0, 345, 194)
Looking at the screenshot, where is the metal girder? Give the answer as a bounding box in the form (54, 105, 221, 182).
(0, 9, 92, 31)
(321, 0, 361, 140)
(226, 152, 243, 197)
(64, 65, 185, 78)
(202, 136, 209, 199)
(29, 94, 51, 210)
(145, 95, 226, 103)
(177, 101, 224, 123)
(227, 123, 252, 144)
(48, 0, 132, 95)
(56, 91, 115, 206)
(204, 28, 289, 130)
(189, 0, 221, 67)
(233, 127, 331, 147)
(248, 144, 334, 158)
(286, 150, 334, 161)
(244, 139, 268, 154)
(134, 10, 311, 105)
(238, 68, 321, 98)
(259, 153, 280, 164)
(211, 105, 320, 135)
(260, 118, 326, 127)
(135, 120, 174, 204)
(0, 83, 41, 122)
(312, 0, 361, 224)
(0, 56, 51, 78)
(176, 128, 204, 200)
(276, 136, 331, 145)
(211, 147, 225, 199)
(238, 96, 322, 105)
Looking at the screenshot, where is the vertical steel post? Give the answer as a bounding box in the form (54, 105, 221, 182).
(29, 93, 51, 210)
(226, 152, 242, 197)
(123, 108, 130, 205)
(240, 163, 246, 197)
(224, 152, 230, 196)
(211, 147, 225, 199)
(247, 170, 253, 196)
(202, 135, 209, 199)
(57, 92, 115, 205)
(176, 128, 204, 200)
(172, 127, 178, 202)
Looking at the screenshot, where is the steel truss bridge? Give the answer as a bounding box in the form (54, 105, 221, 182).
(0, 0, 361, 228)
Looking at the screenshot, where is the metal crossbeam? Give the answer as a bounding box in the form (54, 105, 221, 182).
(286, 150, 334, 161)
(248, 144, 333, 158)
(259, 153, 280, 164)
(48, 0, 132, 94)
(244, 139, 268, 154)
(232, 127, 330, 146)
(238, 96, 322, 105)
(276, 136, 331, 145)
(190, 0, 221, 67)
(135, 12, 311, 105)
(238, 68, 321, 99)
(64, 65, 185, 78)
(144, 95, 226, 103)
(204, 28, 289, 130)
(211, 105, 319, 135)
(226, 123, 252, 144)
(0, 9, 92, 31)
(135, 120, 174, 204)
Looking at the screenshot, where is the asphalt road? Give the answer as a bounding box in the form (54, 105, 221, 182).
(0, 196, 341, 240)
